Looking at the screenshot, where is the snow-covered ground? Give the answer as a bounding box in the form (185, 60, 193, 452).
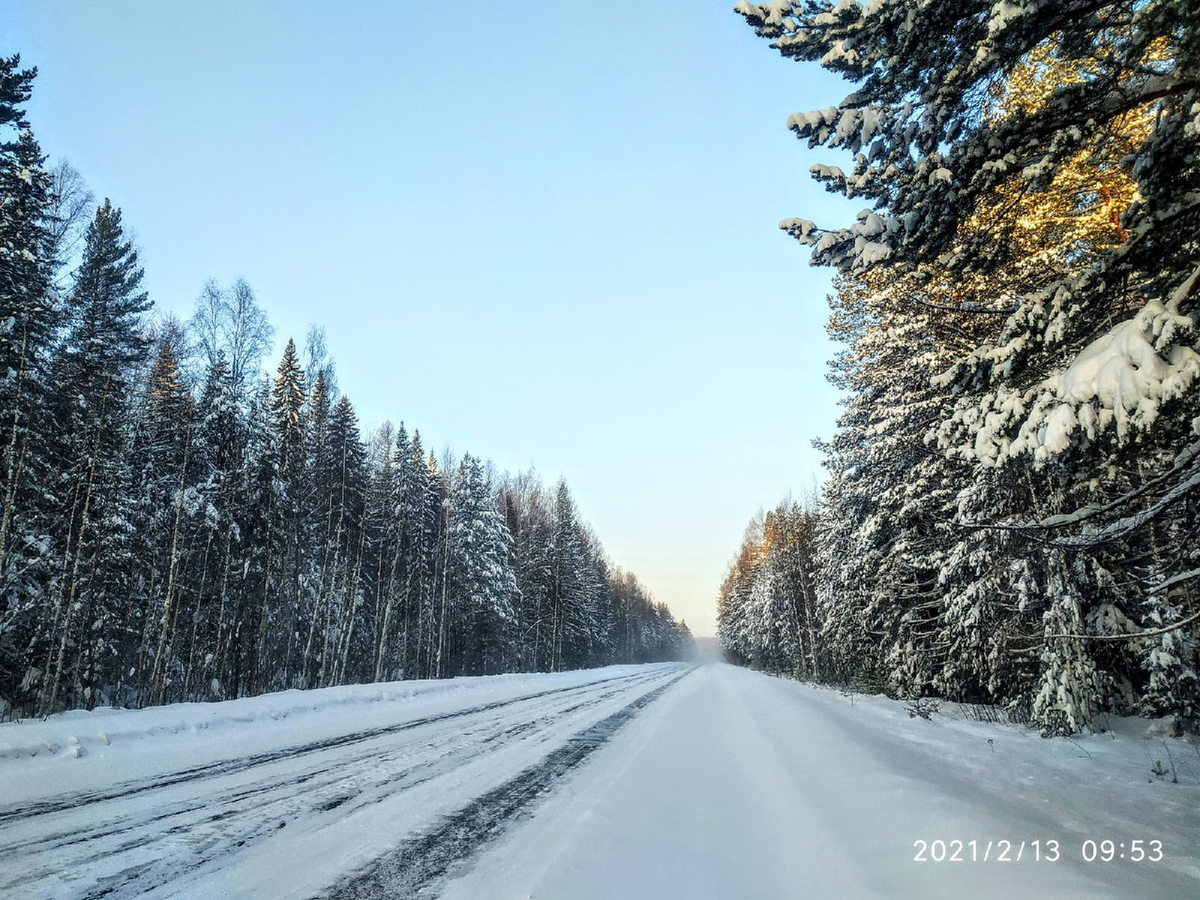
(0, 664, 684, 899)
(442, 665, 1200, 899)
(2, 663, 1198, 898)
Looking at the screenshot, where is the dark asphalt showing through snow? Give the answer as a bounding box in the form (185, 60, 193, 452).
(324, 672, 689, 900)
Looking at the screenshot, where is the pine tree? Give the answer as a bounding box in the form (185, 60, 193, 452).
(549, 480, 588, 672)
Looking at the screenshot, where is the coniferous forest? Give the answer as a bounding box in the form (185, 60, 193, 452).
(0, 59, 691, 719)
(720, 1, 1200, 735)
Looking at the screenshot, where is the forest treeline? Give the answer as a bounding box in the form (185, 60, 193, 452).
(721, 0, 1200, 734)
(0, 59, 690, 719)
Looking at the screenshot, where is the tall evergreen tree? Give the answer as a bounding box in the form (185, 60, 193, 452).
(239, 381, 283, 696)
(132, 336, 198, 705)
(267, 338, 307, 688)
(307, 394, 367, 688)
(364, 421, 399, 682)
(499, 471, 556, 671)
(392, 429, 439, 680)
(39, 199, 150, 713)
(443, 454, 517, 676)
(188, 352, 246, 701)
(0, 57, 56, 715)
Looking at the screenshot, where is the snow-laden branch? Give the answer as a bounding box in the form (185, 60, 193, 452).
(1149, 566, 1200, 596)
(1047, 606, 1200, 642)
(1035, 439, 1200, 530)
(938, 252, 1200, 466)
(952, 438, 1200, 542)
(1052, 462, 1200, 549)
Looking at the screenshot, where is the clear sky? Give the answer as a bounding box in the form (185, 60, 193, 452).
(4, 0, 858, 637)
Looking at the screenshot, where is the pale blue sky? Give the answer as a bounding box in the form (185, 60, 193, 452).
(4, 0, 857, 636)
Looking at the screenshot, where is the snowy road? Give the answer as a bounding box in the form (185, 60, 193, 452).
(3, 663, 1199, 899)
(443, 664, 1200, 900)
(0, 664, 685, 899)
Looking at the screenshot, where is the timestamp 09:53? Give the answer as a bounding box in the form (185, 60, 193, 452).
(912, 839, 1165, 863)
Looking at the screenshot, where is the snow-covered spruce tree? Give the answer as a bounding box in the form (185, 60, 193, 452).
(748, 510, 798, 674)
(606, 567, 686, 663)
(418, 442, 449, 678)
(0, 57, 57, 716)
(717, 511, 762, 668)
(497, 468, 688, 670)
(441, 454, 517, 676)
(805, 35, 1160, 709)
(38, 199, 150, 713)
(186, 352, 247, 701)
(497, 470, 557, 671)
(131, 334, 201, 706)
(314, 394, 368, 688)
(364, 421, 399, 682)
(926, 29, 1196, 730)
(607, 567, 640, 664)
(717, 514, 760, 668)
(769, 501, 822, 679)
(175, 281, 271, 701)
(737, 0, 1200, 731)
(395, 431, 444, 680)
(266, 338, 308, 689)
(371, 422, 419, 682)
(547, 480, 609, 671)
(299, 369, 332, 688)
(572, 524, 615, 668)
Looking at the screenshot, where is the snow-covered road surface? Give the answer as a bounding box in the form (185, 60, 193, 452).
(443, 664, 1200, 900)
(3, 662, 1198, 899)
(0, 664, 685, 899)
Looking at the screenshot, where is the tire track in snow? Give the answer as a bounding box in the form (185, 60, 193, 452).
(0, 667, 681, 900)
(325, 669, 691, 900)
(0, 668, 661, 827)
(20, 680, 652, 863)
